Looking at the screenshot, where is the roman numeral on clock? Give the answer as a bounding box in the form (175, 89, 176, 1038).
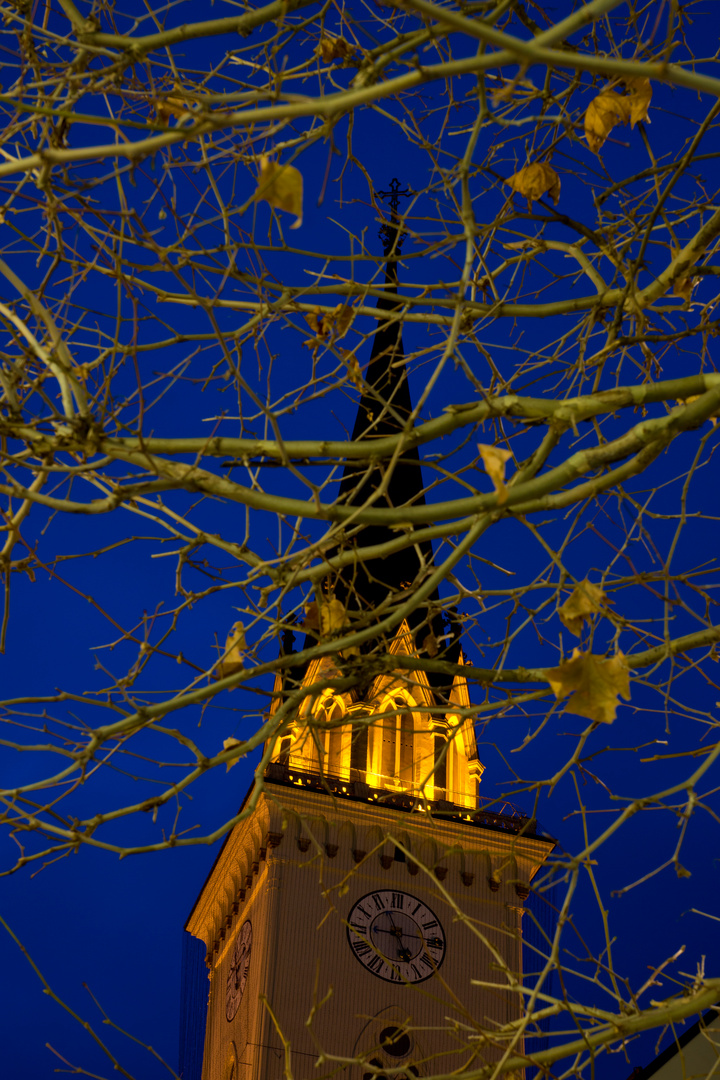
(347, 891, 445, 984)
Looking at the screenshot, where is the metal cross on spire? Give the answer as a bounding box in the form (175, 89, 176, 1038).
(374, 177, 412, 257)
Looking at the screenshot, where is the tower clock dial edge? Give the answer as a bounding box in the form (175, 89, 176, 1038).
(347, 890, 446, 984)
(226, 919, 253, 1022)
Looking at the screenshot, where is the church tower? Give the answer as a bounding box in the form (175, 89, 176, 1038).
(184, 185, 554, 1080)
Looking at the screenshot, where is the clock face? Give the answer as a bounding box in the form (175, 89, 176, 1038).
(347, 890, 446, 984)
(225, 920, 253, 1022)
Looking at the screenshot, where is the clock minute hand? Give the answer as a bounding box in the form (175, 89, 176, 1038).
(375, 925, 417, 941)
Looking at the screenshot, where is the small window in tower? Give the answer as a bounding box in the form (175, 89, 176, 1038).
(317, 695, 347, 781)
(376, 695, 416, 791)
(381, 711, 395, 777)
(278, 735, 291, 766)
(318, 696, 344, 777)
(350, 720, 368, 779)
(398, 710, 413, 786)
(434, 733, 447, 799)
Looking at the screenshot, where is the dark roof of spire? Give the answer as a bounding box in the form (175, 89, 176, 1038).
(333, 259, 435, 620)
(280, 245, 462, 702)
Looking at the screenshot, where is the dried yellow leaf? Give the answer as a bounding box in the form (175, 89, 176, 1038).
(546, 649, 630, 725)
(155, 97, 190, 122)
(255, 156, 303, 229)
(334, 303, 355, 339)
(558, 579, 608, 636)
(316, 35, 354, 62)
(343, 350, 363, 391)
(478, 444, 513, 505)
(154, 80, 200, 124)
(304, 304, 354, 346)
(320, 595, 346, 636)
(304, 308, 326, 338)
(423, 630, 439, 657)
(670, 247, 697, 301)
(222, 736, 243, 772)
(585, 91, 631, 154)
(506, 161, 560, 205)
(624, 77, 652, 127)
(585, 79, 652, 154)
(216, 621, 246, 679)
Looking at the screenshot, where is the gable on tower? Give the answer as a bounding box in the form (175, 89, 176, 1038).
(268, 619, 483, 811)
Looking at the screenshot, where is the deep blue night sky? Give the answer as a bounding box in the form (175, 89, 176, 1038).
(1, 1, 720, 1078)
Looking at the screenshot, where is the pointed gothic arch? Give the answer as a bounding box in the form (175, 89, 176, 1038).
(314, 690, 348, 779)
(368, 689, 418, 792)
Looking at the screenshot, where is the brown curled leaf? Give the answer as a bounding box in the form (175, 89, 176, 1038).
(506, 161, 560, 205)
(558, 579, 609, 636)
(316, 35, 354, 62)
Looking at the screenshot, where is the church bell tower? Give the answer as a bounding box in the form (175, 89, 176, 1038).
(184, 184, 554, 1080)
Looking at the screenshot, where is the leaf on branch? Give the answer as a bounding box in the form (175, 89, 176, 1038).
(215, 622, 246, 679)
(478, 444, 513, 504)
(320, 595, 347, 636)
(342, 349, 363, 391)
(303, 596, 347, 636)
(255, 156, 303, 229)
(155, 96, 190, 122)
(671, 249, 698, 302)
(304, 304, 355, 347)
(222, 736, 243, 772)
(585, 79, 652, 154)
(335, 304, 355, 338)
(304, 308, 326, 337)
(316, 35, 354, 62)
(585, 92, 630, 154)
(423, 629, 439, 657)
(154, 81, 200, 124)
(505, 161, 560, 205)
(624, 77, 652, 127)
(558, 579, 609, 636)
(546, 649, 631, 725)
(302, 601, 319, 630)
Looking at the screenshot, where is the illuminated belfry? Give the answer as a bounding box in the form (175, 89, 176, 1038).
(182, 184, 554, 1080)
(268, 178, 482, 809)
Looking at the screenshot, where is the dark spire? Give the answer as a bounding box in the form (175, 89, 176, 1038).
(331, 182, 462, 681)
(334, 182, 433, 623)
(283, 181, 462, 697)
